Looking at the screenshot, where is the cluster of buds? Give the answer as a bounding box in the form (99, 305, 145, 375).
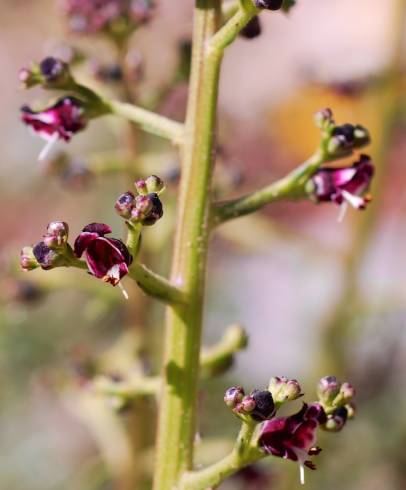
(20, 222, 72, 271)
(225, 375, 356, 484)
(314, 108, 370, 158)
(20, 222, 133, 296)
(268, 376, 303, 407)
(307, 108, 374, 219)
(225, 376, 303, 423)
(60, 0, 154, 36)
(115, 175, 164, 226)
(19, 56, 73, 90)
(224, 386, 276, 422)
(317, 376, 356, 432)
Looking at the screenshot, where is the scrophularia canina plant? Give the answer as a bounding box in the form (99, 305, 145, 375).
(19, 1, 373, 488)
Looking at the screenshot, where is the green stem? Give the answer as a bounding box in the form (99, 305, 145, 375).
(153, 2, 264, 488)
(128, 262, 186, 304)
(94, 375, 160, 399)
(106, 100, 184, 144)
(180, 422, 262, 490)
(153, 2, 222, 488)
(126, 223, 185, 304)
(213, 150, 325, 224)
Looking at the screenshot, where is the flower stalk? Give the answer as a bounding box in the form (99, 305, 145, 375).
(180, 421, 262, 490)
(213, 150, 326, 225)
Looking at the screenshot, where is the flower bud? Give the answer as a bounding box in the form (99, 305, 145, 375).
(328, 123, 370, 156)
(44, 221, 70, 249)
(39, 57, 72, 86)
(135, 179, 148, 195)
(353, 125, 370, 147)
(131, 193, 163, 226)
(314, 108, 333, 129)
(224, 386, 245, 408)
(115, 191, 136, 219)
(20, 246, 39, 271)
(240, 395, 256, 413)
(249, 389, 275, 421)
(240, 16, 262, 39)
(145, 175, 165, 194)
(268, 376, 302, 404)
(254, 0, 284, 10)
(32, 241, 66, 270)
(345, 402, 356, 419)
(317, 376, 341, 404)
(333, 382, 356, 406)
(19, 66, 41, 89)
(322, 406, 348, 432)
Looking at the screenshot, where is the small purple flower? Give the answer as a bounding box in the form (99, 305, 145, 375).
(73, 223, 133, 294)
(310, 155, 374, 220)
(21, 96, 87, 160)
(258, 403, 326, 484)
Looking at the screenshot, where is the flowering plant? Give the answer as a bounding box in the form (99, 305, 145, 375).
(17, 1, 380, 488)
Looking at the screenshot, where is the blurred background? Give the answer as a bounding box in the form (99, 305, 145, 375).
(1, 0, 406, 489)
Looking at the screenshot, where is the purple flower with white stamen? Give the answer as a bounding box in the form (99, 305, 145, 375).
(21, 96, 87, 160)
(73, 223, 132, 295)
(258, 403, 326, 484)
(310, 154, 374, 220)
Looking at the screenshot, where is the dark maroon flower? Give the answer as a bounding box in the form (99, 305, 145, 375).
(310, 155, 374, 220)
(21, 96, 87, 160)
(258, 403, 326, 484)
(73, 223, 132, 293)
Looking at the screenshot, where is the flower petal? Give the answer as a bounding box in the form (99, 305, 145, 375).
(82, 222, 112, 236)
(73, 231, 99, 258)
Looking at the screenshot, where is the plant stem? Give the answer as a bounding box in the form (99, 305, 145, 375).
(94, 375, 160, 399)
(180, 422, 262, 490)
(153, 2, 263, 488)
(213, 150, 325, 224)
(128, 262, 186, 304)
(107, 100, 184, 144)
(152, 2, 222, 488)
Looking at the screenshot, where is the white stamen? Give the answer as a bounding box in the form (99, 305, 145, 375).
(299, 463, 305, 485)
(118, 282, 129, 300)
(337, 202, 348, 223)
(38, 132, 59, 161)
(341, 190, 365, 209)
